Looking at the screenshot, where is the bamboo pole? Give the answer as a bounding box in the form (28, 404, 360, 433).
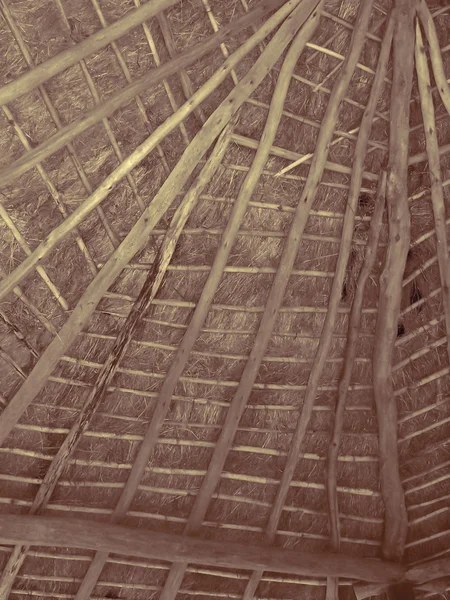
(327, 171, 387, 596)
(0, 0, 181, 106)
(372, 0, 416, 562)
(0, 0, 284, 187)
(0, 515, 405, 583)
(71, 5, 320, 600)
(415, 20, 450, 365)
(0, 119, 237, 600)
(0, 0, 298, 301)
(0, 0, 304, 448)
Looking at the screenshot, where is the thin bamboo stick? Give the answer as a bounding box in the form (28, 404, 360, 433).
(72, 7, 321, 600)
(156, 9, 206, 126)
(372, 0, 416, 562)
(0, 0, 298, 301)
(0, 266, 57, 336)
(415, 20, 450, 366)
(0, 0, 285, 187)
(327, 171, 386, 593)
(0, 0, 180, 105)
(53, 0, 146, 218)
(1, 103, 97, 276)
(239, 2, 375, 597)
(0, 119, 238, 600)
(0, 0, 306, 450)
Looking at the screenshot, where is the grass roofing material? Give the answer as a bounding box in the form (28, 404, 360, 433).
(0, 0, 450, 599)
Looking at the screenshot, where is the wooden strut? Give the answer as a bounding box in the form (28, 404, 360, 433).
(326, 167, 387, 600)
(0, 118, 237, 600)
(372, 0, 416, 564)
(71, 3, 321, 600)
(0, 514, 405, 583)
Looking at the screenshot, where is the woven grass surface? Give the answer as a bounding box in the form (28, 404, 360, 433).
(0, 0, 450, 599)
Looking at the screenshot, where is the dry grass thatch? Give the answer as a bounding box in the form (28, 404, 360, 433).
(0, 0, 450, 599)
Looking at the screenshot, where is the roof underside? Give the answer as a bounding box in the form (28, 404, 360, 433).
(0, 0, 449, 599)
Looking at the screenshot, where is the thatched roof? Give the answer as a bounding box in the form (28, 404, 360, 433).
(0, 0, 449, 598)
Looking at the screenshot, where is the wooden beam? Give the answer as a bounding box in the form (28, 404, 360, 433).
(0, 0, 180, 105)
(156, 6, 322, 600)
(0, 515, 405, 583)
(372, 0, 416, 562)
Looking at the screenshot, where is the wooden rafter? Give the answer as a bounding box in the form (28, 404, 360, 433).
(372, 0, 416, 562)
(238, 2, 374, 598)
(70, 3, 321, 599)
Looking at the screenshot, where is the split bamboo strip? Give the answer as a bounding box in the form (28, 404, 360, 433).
(327, 171, 386, 589)
(0, 0, 180, 105)
(415, 20, 450, 366)
(0, 120, 237, 600)
(417, 0, 450, 117)
(239, 1, 376, 597)
(156, 9, 206, 126)
(0, 0, 305, 449)
(372, 0, 415, 562)
(0, 203, 68, 311)
(1, 104, 97, 276)
(0, 0, 285, 187)
(0, 0, 124, 251)
(0, 515, 405, 583)
(0, 0, 297, 302)
(72, 7, 321, 599)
